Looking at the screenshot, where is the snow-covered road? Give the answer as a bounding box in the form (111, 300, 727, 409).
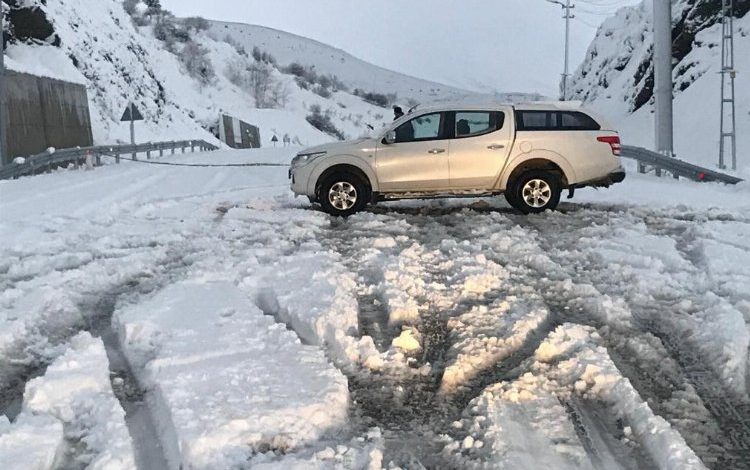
(1, 149, 749, 469)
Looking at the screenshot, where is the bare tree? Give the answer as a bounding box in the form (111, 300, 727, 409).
(180, 41, 215, 85)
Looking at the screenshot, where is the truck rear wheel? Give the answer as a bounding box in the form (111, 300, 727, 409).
(507, 170, 562, 214)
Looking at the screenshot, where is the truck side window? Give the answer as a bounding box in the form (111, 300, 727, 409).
(395, 113, 442, 143)
(516, 111, 600, 131)
(454, 112, 505, 138)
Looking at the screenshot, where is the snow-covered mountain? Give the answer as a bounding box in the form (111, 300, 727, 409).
(1, 0, 503, 150)
(569, 0, 750, 170)
(209, 21, 472, 105)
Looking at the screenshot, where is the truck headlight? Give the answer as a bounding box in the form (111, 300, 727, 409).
(292, 151, 327, 167)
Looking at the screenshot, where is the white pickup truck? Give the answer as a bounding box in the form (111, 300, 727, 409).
(290, 103, 625, 216)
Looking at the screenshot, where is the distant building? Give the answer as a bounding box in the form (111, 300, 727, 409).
(218, 114, 261, 149)
(2, 71, 93, 166)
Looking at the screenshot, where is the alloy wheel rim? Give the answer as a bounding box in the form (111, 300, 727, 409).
(522, 179, 552, 208)
(328, 182, 358, 210)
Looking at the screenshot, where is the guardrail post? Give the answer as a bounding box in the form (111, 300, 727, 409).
(159, 144, 164, 157)
(95, 151, 102, 166)
(190, 141, 195, 152)
(147, 147, 151, 160)
(172, 141, 176, 155)
(181, 143, 185, 154)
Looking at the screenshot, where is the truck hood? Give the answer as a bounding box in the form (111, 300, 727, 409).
(299, 137, 374, 156)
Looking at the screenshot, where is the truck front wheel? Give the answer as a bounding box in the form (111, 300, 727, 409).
(318, 172, 369, 217)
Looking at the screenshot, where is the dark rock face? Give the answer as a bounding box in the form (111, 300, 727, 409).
(2, 0, 60, 47)
(570, 0, 749, 113)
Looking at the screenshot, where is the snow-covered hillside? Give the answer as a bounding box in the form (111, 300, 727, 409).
(569, 0, 750, 171)
(209, 21, 471, 104)
(1, 0, 489, 150)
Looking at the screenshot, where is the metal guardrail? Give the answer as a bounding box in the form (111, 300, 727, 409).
(0, 140, 220, 180)
(620, 145, 743, 185)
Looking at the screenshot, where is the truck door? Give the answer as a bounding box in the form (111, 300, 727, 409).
(448, 110, 512, 190)
(376, 112, 451, 192)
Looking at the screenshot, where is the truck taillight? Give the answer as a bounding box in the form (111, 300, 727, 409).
(597, 136, 621, 156)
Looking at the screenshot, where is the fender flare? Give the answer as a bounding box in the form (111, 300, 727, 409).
(306, 154, 380, 196)
(499, 150, 578, 189)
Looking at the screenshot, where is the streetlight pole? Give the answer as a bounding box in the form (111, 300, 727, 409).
(0, 5, 7, 167)
(653, 0, 674, 177)
(547, 0, 575, 101)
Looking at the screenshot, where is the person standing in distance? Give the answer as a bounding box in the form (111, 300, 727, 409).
(393, 106, 404, 121)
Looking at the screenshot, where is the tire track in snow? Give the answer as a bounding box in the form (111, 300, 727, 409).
(367, 205, 659, 469)
(0, 242, 199, 469)
(324, 210, 505, 468)
(511, 207, 750, 470)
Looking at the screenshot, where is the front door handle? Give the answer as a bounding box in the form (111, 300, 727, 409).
(487, 144, 506, 150)
(428, 148, 446, 155)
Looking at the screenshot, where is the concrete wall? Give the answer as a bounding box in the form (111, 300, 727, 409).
(2, 70, 93, 166)
(219, 114, 261, 149)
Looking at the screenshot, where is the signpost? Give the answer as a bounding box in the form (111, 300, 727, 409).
(121, 102, 144, 161)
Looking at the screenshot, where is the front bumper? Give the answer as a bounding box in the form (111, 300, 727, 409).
(289, 164, 315, 197)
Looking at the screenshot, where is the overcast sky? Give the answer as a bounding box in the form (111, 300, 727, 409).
(162, 0, 642, 96)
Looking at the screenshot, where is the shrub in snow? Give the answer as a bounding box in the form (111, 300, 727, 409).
(353, 89, 396, 108)
(251, 46, 277, 66)
(313, 84, 332, 98)
(307, 104, 345, 140)
(180, 40, 215, 85)
(225, 58, 288, 108)
(182, 16, 209, 34)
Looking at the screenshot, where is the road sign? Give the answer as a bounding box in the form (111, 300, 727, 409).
(121, 102, 144, 159)
(121, 103, 144, 122)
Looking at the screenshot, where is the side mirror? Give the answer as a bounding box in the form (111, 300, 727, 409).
(383, 130, 397, 145)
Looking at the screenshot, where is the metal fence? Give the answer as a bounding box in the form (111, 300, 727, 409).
(620, 145, 743, 185)
(0, 140, 220, 180)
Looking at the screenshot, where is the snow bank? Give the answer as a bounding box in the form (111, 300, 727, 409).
(535, 325, 707, 470)
(446, 324, 707, 469)
(0, 332, 134, 470)
(444, 379, 592, 469)
(251, 247, 382, 370)
(4, 43, 87, 84)
(114, 280, 350, 470)
(0, 414, 64, 470)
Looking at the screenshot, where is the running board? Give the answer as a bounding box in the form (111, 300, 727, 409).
(377, 191, 498, 201)
(620, 146, 743, 185)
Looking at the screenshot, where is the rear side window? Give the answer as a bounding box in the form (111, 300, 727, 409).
(516, 111, 600, 131)
(454, 111, 505, 138)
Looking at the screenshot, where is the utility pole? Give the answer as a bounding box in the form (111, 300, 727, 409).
(719, 0, 737, 171)
(547, 0, 575, 101)
(653, 0, 674, 177)
(0, 4, 7, 168)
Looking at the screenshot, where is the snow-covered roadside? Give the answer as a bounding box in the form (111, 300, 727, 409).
(0, 333, 134, 470)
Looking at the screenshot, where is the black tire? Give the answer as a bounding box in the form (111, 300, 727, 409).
(507, 170, 562, 214)
(318, 172, 369, 217)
